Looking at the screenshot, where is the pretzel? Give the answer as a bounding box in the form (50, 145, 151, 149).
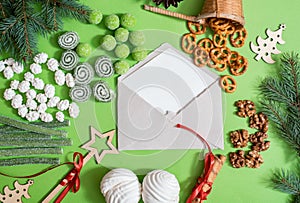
(213, 32, 227, 47)
(187, 21, 207, 35)
(210, 47, 231, 63)
(220, 75, 237, 93)
(229, 55, 248, 76)
(193, 46, 209, 67)
(208, 18, 230, 32)
(230, 27, 247, 48)
(197, 38, 214, 52)
(181, 33, 197, 54)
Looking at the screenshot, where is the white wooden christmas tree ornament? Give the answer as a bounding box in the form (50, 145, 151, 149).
(250, 24, 286, 64)
(0, 180, 34, 203)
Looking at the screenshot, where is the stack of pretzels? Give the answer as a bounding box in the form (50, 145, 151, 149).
(181, 18, 248, 93)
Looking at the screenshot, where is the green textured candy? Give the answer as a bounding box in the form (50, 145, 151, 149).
(115, 28, 129, 42)
(114, 60, 130, 75)
(132, 47, 148, 61)
(105, 14, 120, 30)
(89, 10, 103, 24)
(76, 43, 92, 58)
(120, 13, 136, 29)
(114, 44, 130, 59)
(129, 31, 145, 46)
(100, 35, 117, 51)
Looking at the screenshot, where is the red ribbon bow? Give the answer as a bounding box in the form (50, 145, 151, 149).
(175, 124, 215, 203)
(54, 152, 83, 203)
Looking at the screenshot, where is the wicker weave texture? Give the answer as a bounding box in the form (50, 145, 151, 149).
(200, 0, 245, 25)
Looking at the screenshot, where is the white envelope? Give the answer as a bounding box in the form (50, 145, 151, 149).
(117, 43, 224, 150)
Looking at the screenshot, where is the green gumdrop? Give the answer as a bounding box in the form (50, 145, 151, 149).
(129, 31, 145, 46)
(115, 28, 129, 42)
(114, 44, 130, 59)
(89, 10, 103, 24)
(120, 13, 136, 29)
(132, 47, 148, 61)
(76, 43, 92, 58)
(114, 60, 130, 75)
(105, 14, 120, 30)
(100, 35, 117, 51)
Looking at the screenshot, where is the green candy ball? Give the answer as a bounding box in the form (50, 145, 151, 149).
(115, 28, 129, 42)
(105, 14, 120, 30)
(129, 31, 145, 46)
(120, 13, 136, 29)
(114, 60, 130, 75)
(100, 35, 117, 51)
(76, 43, 92, 58)
(131, 47, 148, 61)
(89, 10, 103, 24)
(114, 44, 130, 59)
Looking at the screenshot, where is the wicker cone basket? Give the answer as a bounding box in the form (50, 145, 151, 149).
(144, 0, 245, 26)
(199, 0, 244, 25)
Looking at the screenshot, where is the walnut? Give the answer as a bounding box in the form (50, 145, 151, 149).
(229, 150, 246, 168)
(249, 131, 268, 143)
(245, 150, 264, 168)
(252, 141, 271, 152)
(235, 100, 256, 117)
(249, 112, 269, 132)
(230, 129, 249, 148)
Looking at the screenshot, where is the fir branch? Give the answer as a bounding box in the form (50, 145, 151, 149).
(0, 2, 7, 18)
(259, 53, 300, 155)
(0, 0, 90, 61)
(271, 169, 300, 196)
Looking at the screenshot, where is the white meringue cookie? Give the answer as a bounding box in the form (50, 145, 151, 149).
(3, 66, 14, 79)
(56, 111, 65, 122)
(10, 80, 19, 90)
(47, 96, 60, 108)
(3, 88, 16, 101)
(0, 61, 5, 72)
(68, 102, 80, 118)
(18, 80, 30, 93)
(24, 72, 35, 82)
(55, 70, 65, 86)
(26, 111, 39, 121)
(101, 168, 141, 203)
(32, 78, 45, 90)
(47, 58, 59, 72)
(142, 170, 180, 203)
(44, 84, 55, 98)
(33, 53, 48, 64)
(36, 93, 48, 104)
(30, 63, 42, 75)
(11, 94, 23, 109)
(26, 89, 37, 100)
(12, 61, 24, 74)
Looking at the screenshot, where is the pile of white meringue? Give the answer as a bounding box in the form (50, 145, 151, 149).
(100, 168, 180, 203)
(1, 54, 79, 122)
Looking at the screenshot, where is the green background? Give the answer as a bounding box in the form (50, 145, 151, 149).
(0, 0, 299, 202)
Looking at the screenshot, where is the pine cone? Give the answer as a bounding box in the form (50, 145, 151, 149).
(249, 112, 269, 132)
(229, 150, 246, 168)
(235, 100, 256, 117)
(245, 150, 264, 168)
(152, 0, 183, 9)
(230, 129, 249, 148)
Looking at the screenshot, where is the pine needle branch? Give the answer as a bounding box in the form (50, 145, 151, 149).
(0, 0, 91, 61)
(271, 169, 300, 196)
(259, 52, 300, 155)
(261, 53, 300, 202)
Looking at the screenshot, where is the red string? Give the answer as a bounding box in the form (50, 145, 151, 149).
(0, 152, 84, 203)
(54, 152, 83, 203)
(175, 124, 215, 203)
